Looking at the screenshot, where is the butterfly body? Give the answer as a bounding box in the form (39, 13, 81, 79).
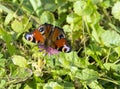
(25, 23, 71, 53)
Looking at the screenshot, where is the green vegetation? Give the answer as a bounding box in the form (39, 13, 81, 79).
(1, 0, 120, 89)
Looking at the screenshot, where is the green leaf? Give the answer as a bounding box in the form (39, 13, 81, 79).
(7, 43, 16, 56)
(101, 30, 120, 47)
(91, 25, 104, 43)
(0, 80, 6, 89)
(24, 84, 33, 89)
(21, 16, 32, 32)
(0, 68, 5, 78)
(11, 16, 32, 36)
(10, 67, 32, 84)
(0, 27, 12, 42)
(88, 80, 104, 89)
(114, 46, 120, 57)
(21, 0, 34, 14)
(41, 0, 57, 12)
(5, 13, 14, 25)
(58, 52, 80, 69)
(103, 63, 114, 71)
(44, 82, 63, 89)
(55, 0, 67, 7)
(11, 19, 24, 33)
(66, 13, 80, 24)
(0, 27, 16, 55)
(75, 68, 99, 82)
(91, 0, 103, 5)
(108, 23, 120, 33)
(104, 63, 120, 73)
(0, 54, 6, 67)
(100, 0, 111, 9)
(40, 11, 55, 24)
(29, 0, 42, 11)
(64, 81, 74, 89)
(12, 55, 28, 67)
(112, 1, 120, 21)
(63, 25, 72, 32)
(90, 24, 104, 46)
(0, 4, 14, 14)
(87, 11, 101, 24)
(0, 54, 3, 58)
(73, 1, 86, 16)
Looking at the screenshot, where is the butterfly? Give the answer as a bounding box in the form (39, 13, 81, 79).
(24, 23, 71, 53)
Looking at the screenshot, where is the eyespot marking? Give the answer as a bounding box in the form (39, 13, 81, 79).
(25, 33, 33, 42)
(57, 34, 65, 40)
(38, 26, 45, 35)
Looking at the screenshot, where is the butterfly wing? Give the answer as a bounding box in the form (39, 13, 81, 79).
(24, 23, 71, 52)
(50, 26, 71, 52)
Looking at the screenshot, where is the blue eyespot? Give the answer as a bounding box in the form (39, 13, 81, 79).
(25, 33, 33, 41)
(38, 26, 45, 35)
(58, 34, 65, 40)
(62, 45, 71, 53)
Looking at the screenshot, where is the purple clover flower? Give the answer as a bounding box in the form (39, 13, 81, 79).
(38, 45, 59, 55)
